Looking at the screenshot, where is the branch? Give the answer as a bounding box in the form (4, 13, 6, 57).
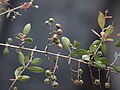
(0, 42, 120, 75)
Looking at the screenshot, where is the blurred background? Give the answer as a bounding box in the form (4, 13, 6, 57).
(0, 0, 120, 90)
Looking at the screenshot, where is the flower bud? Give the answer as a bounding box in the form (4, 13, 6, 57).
(105, 82, 110, 88)
(52, 34, 58, 41)
(55, 23, 61, 29)
(78, 69, 83, 75)
(50, 75, 57, 81)
(57, 29, 62, 35)
(49, 18, 54, 23)
(94, 79, 100, 85)
(56, 43, 63, 49)
(52, 81, 59, 88)
(79, 80, 84, 85)
(45, 70, 52, 77)
(45, 20, 49, 25)
(73, 80, 79, 85)
(44, 78, 50, 84)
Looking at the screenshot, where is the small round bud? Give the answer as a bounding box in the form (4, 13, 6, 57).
(45, 20, 49, 25)
(55, 23, 61, 29)
(45, 70, 52, 77)
(78, 69, 83, 75)
(52, 81, 59, 88)
(50, 75, 57, 81)
(53, 39, 60, 44)
(56, 43, 63, 49)
(49, 18, 54, 23)
(105, 82, 110, 88)
(79, 80, 84, 85)
(52, 34, 58, 41)
(94, 79, 100, 85)
(73, 80, 79, 85)
(44, 78, 50, 84)
(57, 29, 62, 35)
(8, 38, 13, 44)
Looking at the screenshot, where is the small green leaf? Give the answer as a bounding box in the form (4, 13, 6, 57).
(72, 49, 88, 55)
(113, 66, 120, 73)
(93, 61, 106, 69)
(1, 8, 7, 12)
(18, 52, 25, 66)
(23, 23, 31, 35)
(98, 11, 105, 29)
(31, 58, 42, 65)
(94, 55, 100, 61)
(17, 75, 30, 82)
(28, 66, 44, 73)
(73, 41, 80, 48)
(91, 29, 101, 37)
(82, 55, 90, 61)
(105, 25, 114, 36)
(89, 44, 97, 53)
(24, 56, 29, 63)
(6, 12, 11, 18)
(24, 38, 33, 44)
(3, 47, 9, 56)
(115, 40, 120, 47)
(100, 57, 110, 65)
(62, 37, 71, 52)
(92, 40, 101, 45)
(101, 43, 108, 55)
(14, 66, 24, 78)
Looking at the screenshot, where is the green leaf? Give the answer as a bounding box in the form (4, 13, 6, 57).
(28, 66, 44, 73)
(24, 56, 29, 63)
(93, 61, 106, 69)
(113, 66, 120, 73)
(72, 49, 88, 55)
(31, 58, 42, 65)
(73, 41, 80, 48)
(100, 57, 110, 65)
(92, 40, 101, 45)
(115, 40, 120, 47)
(14, 66, 24, 78)
(91, 29, 101, 37)
(98, 11, 105, 29)
(1, 8, 7, 12)
(105, 25, 114, 36)
(23, 23, 31, 35)
(6, 12, 11, 18)
(61, 37, 71, 52)
(24, 38, 33, 44)
(82, 55, 90, 61)
(101, 43, 108, 55)
(89, 44, 97, 53)
(18, 52, 25, 66)
(94, 55, 100, 61)
(3, 47, 9, 56)
(17, 75, 30, 82)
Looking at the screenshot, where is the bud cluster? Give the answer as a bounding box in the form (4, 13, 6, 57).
(44, 70, 59, 88)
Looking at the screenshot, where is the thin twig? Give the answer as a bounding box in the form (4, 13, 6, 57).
(0, 43, 120, 75)
(8, 46, 37, 90)
(0, 5, 23, 16)
(53, 50, 60, 74)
